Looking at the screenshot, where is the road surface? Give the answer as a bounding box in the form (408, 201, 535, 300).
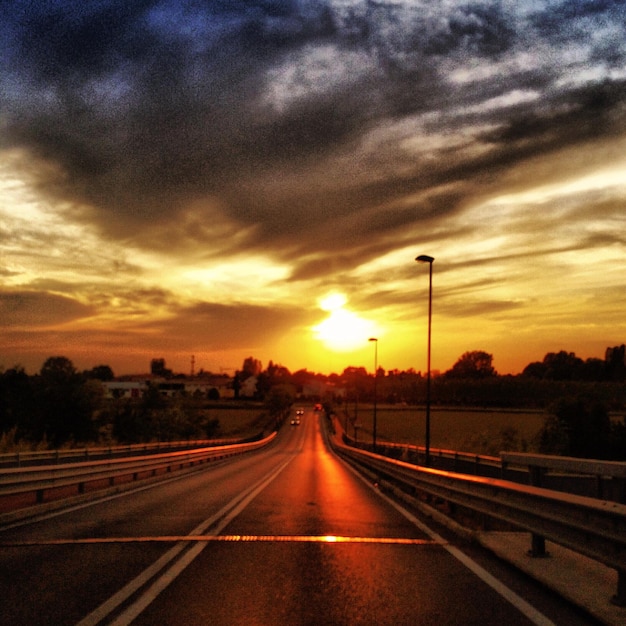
(0, 409, 599, 625)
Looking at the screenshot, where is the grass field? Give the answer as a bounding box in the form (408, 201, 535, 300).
(0, 403, 547, 456)
(207, 405, 269, 438)
(340, 405, 548, 456)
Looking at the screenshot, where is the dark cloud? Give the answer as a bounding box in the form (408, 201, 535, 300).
(155, 300, 315, 349)
(484, 80, 626, 152)
(0, 285, 316, 373)
(2, 0, 626, 280)
(439, 298, 525, 319)
(0, 290, 94, 327)
(423, 3, 515, 56)
(532, 0, 626, 37)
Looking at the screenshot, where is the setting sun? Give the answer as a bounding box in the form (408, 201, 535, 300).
(313, 294, 377, 352)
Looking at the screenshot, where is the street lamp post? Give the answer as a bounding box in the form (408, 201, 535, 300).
(369, 337, 378, 452)
(416, 255, 434, 466)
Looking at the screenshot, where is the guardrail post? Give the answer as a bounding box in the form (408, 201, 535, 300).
(528, 464, 547, 557)
(596, 474, 604, 500)
(613, 570, 626, 607)
(529, 533, 547, 557)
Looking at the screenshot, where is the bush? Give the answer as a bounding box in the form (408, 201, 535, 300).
(538, 396, 612, 458)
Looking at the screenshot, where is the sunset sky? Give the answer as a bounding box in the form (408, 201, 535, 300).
(2, 1, 626, 378)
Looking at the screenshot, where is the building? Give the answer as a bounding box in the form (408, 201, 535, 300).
(102, 375, 235, 400)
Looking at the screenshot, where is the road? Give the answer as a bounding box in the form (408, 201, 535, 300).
(0, 409, 599, 625)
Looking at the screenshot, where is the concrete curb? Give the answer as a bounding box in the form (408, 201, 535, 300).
(475, 531, 623, 626)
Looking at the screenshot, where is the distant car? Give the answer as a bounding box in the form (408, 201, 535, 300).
(314, 403, 322, 411)
(290, 417, 300, 426)
(296, 408, 304, 416)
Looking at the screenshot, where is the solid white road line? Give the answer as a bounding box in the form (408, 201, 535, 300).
(339, 456, 557, 626)
(76, 453, 295, 626)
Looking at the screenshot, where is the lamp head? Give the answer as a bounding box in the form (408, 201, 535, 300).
(416, 255, 434, 263)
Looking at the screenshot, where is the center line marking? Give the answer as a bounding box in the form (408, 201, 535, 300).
(1, 535, 442, 546)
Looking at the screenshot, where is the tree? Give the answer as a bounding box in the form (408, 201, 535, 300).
(84, 365, 114, 381)
(36, 356, 98, 445)
(232, 372, 241, 399)
(241, 356, 262, 379)
(292, 369, 317, 388)
(255, 371, 270, 400)
(341, 366, 368, 403)
(151, 358, 172, 377)
(445, 351, 496, 379)
(538, 396, 612, 458)
(580, 358, 605, 381)
(112, 399, 146, 443)
(265, 385, 295, 426)
(41, 356, 77, 383)
(0, 366, 34, 438)
(265, 361, 291, 384)
(542, 351, 584, 380)
(605, 345, 626, 381)
(522, 361, 547, 378)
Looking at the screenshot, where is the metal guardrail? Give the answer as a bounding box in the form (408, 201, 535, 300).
(329, 422, 626, 606)
(0, 437, 251, 468)
(348, 436, 626, 503)
(501, 450, 626, 485)
(360, 439, 502, 475)
(501, 452, 626, 478)
(0, 433, 276, 507)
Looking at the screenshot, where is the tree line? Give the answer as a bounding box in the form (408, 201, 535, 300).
(0, 357, 229, 449)
(1, 347, 625, 459)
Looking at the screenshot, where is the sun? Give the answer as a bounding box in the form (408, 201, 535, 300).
(319, 293, 347, 312)
(313, 293, 375, 352)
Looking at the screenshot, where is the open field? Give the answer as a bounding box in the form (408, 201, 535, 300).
(340, 405, 548, 456)
(0, 403, 547, 456)
(203, 404, 268, 438)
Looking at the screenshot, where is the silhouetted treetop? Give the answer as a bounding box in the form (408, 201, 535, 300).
(445, 351, 496, 379)
(84, 364, 114, 381)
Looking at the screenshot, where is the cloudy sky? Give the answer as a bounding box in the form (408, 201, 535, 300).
(1, 0, 625, 377)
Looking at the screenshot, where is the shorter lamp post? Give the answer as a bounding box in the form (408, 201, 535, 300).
(369, 337, 378, 452)
(416, 254, 434, 466)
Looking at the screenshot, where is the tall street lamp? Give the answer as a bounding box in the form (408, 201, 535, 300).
(416, 254, 434, 466)
(369, 337, 378, 452)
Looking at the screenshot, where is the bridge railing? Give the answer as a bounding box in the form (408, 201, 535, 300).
(0, 433, 276, 514)
(346, 434, 626, 503)
(0, 437, 255, 468)
(329, 419, 626, 606)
